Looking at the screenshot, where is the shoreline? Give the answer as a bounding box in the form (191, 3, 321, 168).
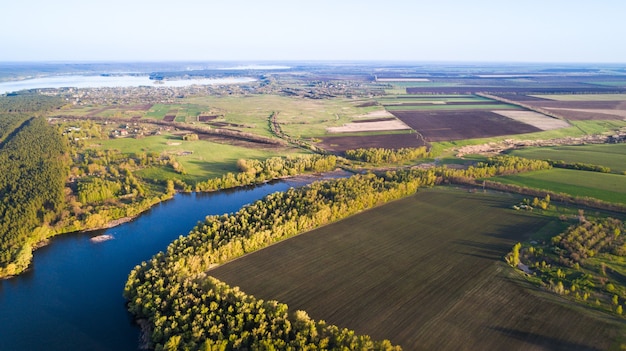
(0, 169, 353, 280)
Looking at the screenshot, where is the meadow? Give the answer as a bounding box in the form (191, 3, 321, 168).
(489, 169, 626, 204)
(509, 144, 626, 174)
(90, 133, 306, 183)
(383, 103, 520, 111)
(210, 188, 626, 350)
(530, 94, 626, 101)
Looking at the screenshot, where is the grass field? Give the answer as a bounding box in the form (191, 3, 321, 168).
(183, 95, 380, 138)
(210, 188, 626, 350)
(89, 133, 306, 183)
(490, 169, 626, 204)
(377, 96, 490, 104)
(509, 144, 626, 174)
(530, 94, 626, 101)
(144, 104, 172, 119)
(384, 103, 521, 111)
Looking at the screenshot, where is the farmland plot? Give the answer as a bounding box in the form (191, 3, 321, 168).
(211, 189, 625, 350)
(509, 144, 626, 174)
(492, 110, 570, 130)
(505, 95, 626, 120)
(490, 169, 626, 204)
(390, 110, 541, 141)
(317, 132, 426, 154)
(326, 119, 411, 133)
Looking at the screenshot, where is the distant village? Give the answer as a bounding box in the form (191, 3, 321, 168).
(37, 75, 388, 107)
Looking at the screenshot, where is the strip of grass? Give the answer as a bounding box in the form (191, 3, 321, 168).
(377, 96, 489, 104)
(509, 144, 626, 174)
(530, 94, 626, 101)
(316, 129, 416, 138)
(489, 169, 626, 204)
(210, 188, 625, 350)
(384, 103, 521, 111)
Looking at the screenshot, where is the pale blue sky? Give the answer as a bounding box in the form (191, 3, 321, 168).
(1, 0, 625, 63)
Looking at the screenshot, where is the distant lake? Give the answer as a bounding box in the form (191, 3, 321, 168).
(0, 75, 256, 94)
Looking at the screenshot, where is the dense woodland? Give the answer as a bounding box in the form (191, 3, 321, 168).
(344, 146, 430, 164)
(124, 156, 551, 350)
(195, 155, 338, 192)
(0, 94, 69, 276)
(0, 92, 66, 113)
(0, 117, 68, 275)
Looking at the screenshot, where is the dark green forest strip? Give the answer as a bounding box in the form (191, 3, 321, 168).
(0, 114, 32, 145)
(0, 117, 68, 276)
(211, 189, 626, 350)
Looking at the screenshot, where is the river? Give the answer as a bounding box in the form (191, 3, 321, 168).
(0, 175, 338, 351)
(0, 75, 256, 94)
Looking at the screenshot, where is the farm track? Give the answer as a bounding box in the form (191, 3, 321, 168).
(211, 189, 625, 350)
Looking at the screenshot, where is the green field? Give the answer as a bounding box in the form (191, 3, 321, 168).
(530, 94, 626, 101)
(384, 103, 521, 111)
(144, 104, 172, 119)
(377, 96, 490, 104)
(210, 188, 625, 350)
(510, 144, 626, 173)
(490, 169, 626, 204)
(90, 133, 306, 183)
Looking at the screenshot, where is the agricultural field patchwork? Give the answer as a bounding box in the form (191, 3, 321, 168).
(210, 189, 626, 350)
(497, 93, 626, 120)
(379, 93, 560, 142)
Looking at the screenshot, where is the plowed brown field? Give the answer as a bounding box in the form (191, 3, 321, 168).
(317, 133, 427, 153)
(390, 110, 541, 141)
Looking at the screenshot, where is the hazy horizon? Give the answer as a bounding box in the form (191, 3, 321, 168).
(2, 0, 626, 64)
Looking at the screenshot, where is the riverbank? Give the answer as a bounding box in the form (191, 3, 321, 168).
(0, 174, 339, 351)
(0, 168, 352, 280)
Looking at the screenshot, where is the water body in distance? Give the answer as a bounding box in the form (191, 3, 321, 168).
(0, 175, 338, 351)
(0, 75, 256, 94)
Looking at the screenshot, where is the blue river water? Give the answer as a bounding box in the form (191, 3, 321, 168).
(0, 176, 329, 351)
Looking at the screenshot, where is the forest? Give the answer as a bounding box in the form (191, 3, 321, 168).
(343, 146, 430, 164)
(0, 117, 68, 276)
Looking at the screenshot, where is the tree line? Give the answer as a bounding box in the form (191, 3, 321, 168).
(194, 155, 338, 192)
(344, 146, 430, 164)
(547, 160, 612, 173)
(124, 155, 548, 350)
